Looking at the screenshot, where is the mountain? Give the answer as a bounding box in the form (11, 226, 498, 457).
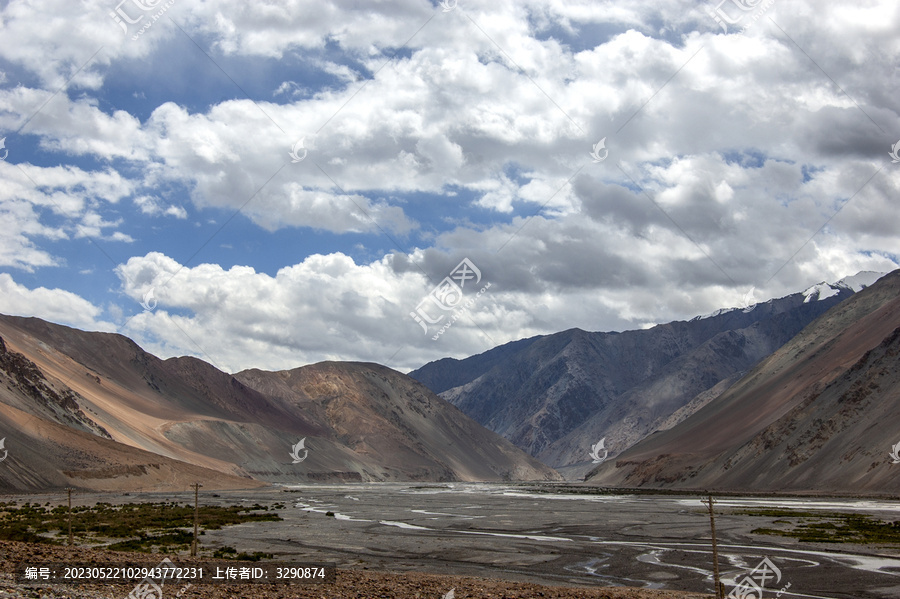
(0, 315, 558, 492)
(586, 269, 900, 494)
(0, 333, 264, 493)
(409, 272, 886, 473)
(232, 363, 558, 482)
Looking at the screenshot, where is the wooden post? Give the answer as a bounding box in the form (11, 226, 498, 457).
(67, 488, 73, 546)
(191, 483, 202, 556)
(705, 495, 723, 599)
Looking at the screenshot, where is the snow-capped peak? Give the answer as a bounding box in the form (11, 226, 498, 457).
(801, 282, 841, 303)
(692, 271, 888, 320)
(834, 271, 885, 293)
(802, 271, 886, 303)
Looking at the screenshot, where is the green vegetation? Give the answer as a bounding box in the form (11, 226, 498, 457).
(0, 500, 281, 553)
(108, 530, 195, 553)
(212, 545, 274, 561)
(740, 508, 900, 544)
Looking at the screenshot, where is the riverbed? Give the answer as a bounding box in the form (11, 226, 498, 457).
(16, 483, 900, 598)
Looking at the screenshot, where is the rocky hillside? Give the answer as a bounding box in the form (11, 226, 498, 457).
(411, 273, 884, 470)
(586, 269, 900, 494)
(0, 315, 558, 492)
(234, 362, 559, 482)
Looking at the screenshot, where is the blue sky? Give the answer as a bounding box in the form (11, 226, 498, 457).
(0, 0, 898, 373)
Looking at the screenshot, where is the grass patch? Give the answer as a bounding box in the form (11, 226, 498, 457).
(0, 501, 281, 551)
(738, 509, 900, 544)
(107, 530, 195, 552)
(212, 546, 274, 561)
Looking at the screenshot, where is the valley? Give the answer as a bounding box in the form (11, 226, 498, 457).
(5, 484, 898, 598)
(0, 272, 899, 597)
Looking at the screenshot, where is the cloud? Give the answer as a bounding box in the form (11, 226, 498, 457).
(0, 273, 115, 332)
(0, 161, 134, 269)
(0, 0, 898, 374)
(134, 195, 188, 219)
(114, 251, 442, 372)
(0, 197, 61, 271)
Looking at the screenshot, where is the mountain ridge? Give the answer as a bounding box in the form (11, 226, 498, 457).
(585, 269, 900, 494)
(0, 315, 558, 492)
(410, 272, 887, 472)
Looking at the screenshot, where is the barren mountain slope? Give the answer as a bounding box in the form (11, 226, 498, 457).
(539, 314, 815, 469)
(412, 275, 880, 466)
(586, 269, 900, 494)
(0, 335, 263, 492)
(234, 362, 561, 482)
(0, 318, 255, 480)
(0, 315, 558, 489)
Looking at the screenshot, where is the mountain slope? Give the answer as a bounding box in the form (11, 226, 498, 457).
(234, 362, 558, 482)
(0, 334, 265, 492)
(0, 315, 558, 491)
(411, 273, 883, 468)
(408, 335, 542, 395)
(586, 269, 900, 494)
(539, 302, 852, 470)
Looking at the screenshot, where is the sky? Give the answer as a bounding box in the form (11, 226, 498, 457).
(0, 0, 898, 374)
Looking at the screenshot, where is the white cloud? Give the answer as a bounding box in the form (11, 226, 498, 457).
(0, 161, 135, 269)
(0, 0, 898, 373)
(134, 195, 188, 219)
(75, 212, 134, 242)
(0, 197, 61, 271)
(0, 273, 115, 332)
(114, 251, 442, 372)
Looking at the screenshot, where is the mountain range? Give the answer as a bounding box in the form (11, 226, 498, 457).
(0, 315, 557, 492)
(1, 269, 895, 495)
(586, 269, 900, 494)
(410, 272, 886, 478)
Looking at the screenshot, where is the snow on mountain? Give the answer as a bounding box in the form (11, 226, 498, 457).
(693, 300, 768, 321)
(802, 271, 886, 303)
(835, 271, 886, 292)
(693, 308, 733, 321)
(802, 282, 841, 303)
(694, 272, 886, 318)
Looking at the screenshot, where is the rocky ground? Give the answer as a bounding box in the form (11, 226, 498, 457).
(0, 541, 712, 599)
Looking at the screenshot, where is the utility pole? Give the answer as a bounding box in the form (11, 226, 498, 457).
(66, 488, 73, 546)
(705, 495, 723, 599)
(191, 483, 202, 556)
